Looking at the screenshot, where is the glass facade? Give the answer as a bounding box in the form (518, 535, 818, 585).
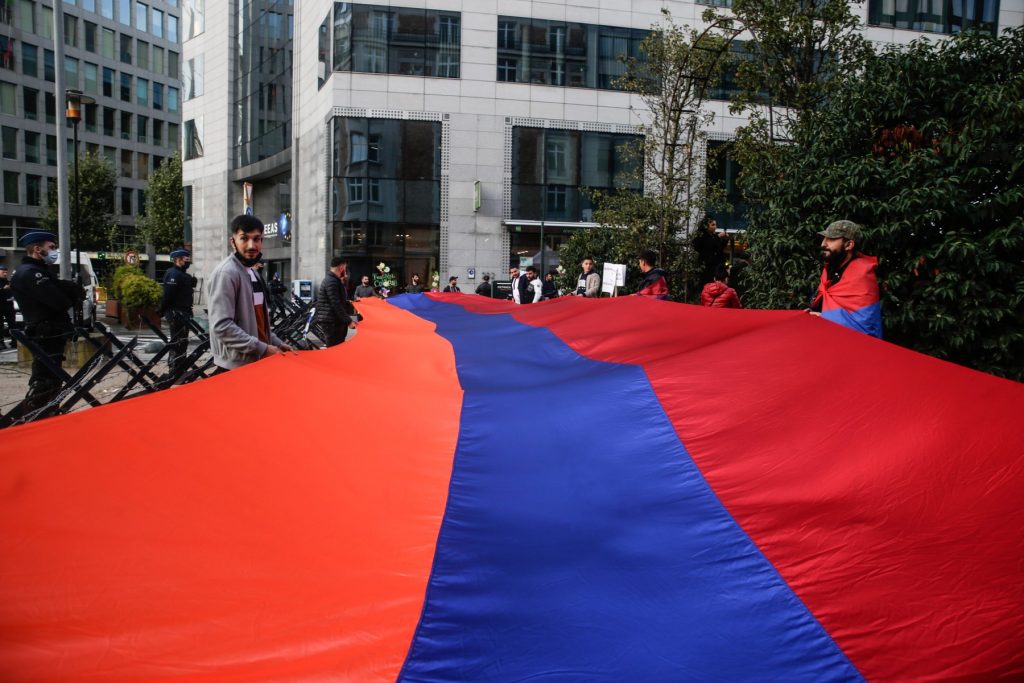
(706, 140, 747, 232)
(511, 127, 642, 223)
(496, 17, 649, 90)
(331, 3, 460, 78)
(331, 117, 441, 289)
(234, 0, 292, 167)
(868, 0, 999, 35)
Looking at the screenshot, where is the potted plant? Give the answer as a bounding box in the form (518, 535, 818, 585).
(119, 273, 162, 330)
(107, 264, 144, 321)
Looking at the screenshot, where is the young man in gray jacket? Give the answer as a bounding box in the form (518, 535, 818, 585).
(207, 215, 292, 370)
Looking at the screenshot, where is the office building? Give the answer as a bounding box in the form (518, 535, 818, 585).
(1, 0, 183, 258)
(183, 0, 1019, 289)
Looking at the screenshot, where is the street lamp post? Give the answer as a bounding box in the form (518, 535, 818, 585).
(65, 89, 95, 325)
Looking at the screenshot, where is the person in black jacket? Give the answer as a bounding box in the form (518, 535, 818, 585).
(158, 248, 198, 376)
(314, 257, 356, 347)
(11, 231, 84, 411)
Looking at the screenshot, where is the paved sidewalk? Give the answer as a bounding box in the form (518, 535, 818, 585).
(0, 305, 208, 420)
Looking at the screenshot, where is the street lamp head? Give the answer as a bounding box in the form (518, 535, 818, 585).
(65, 89, 95, 123)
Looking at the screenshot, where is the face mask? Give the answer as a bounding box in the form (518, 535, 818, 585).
(180, 262, 191, 271)
(233, 252, 262, 268)
(45, 250, 59, 265)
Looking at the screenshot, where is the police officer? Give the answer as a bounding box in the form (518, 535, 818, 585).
(10, 231, 84, 411)
(158, 248, 197, 377)
(0, 264, 16, 349)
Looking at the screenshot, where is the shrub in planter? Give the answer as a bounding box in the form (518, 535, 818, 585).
(119, 274, 162, 328)
(111, 264, 145, 301)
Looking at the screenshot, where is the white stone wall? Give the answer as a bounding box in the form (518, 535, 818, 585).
(181, 2, 236, 286)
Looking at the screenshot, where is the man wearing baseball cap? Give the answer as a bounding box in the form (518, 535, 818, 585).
(809, 220, 882, 338)
(158, 248, 198, 377)
(10, 231, 84, 412)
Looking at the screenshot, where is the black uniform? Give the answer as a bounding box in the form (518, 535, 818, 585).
(0, 272, 15, 348)
(11, 256, 82, 408)
(158, 263, 198, 376)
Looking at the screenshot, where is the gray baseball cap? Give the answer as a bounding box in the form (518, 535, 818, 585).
(818, 219, 862, 241)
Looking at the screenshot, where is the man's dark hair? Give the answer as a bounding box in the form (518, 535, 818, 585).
(482, 274, 490, 281)
(330, 256, 347, 268)
(699, 216, 715, 231)
(713, 264, 729, 282)
(639, 250, 658, 266)
(449, 276, 457, 282)
(526, 265, 538, 274)
(583, 256, 594, 262)
(231, 214, 263, 235)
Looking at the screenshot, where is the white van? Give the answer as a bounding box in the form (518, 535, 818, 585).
(49, 251, 99, 326)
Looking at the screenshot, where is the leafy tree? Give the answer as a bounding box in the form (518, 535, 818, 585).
(41, 151, 118, 251)
(136, 153, 184, 253)
(578, 11, 737, 300)
(737, 27, 1024, 380)
(707, 0, 872, 137)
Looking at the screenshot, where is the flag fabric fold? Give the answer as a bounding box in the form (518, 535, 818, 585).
(1, 294, 1020, 682)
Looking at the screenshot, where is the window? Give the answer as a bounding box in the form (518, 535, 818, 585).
(183, 118, 202, 159)
(167, 86, 178, 113)
(152, 81, 162, 110)
(120, 148, 132, 177)
(185, 0, 203, 39)
(137, 40, 149, 70)
(25, 174, 41, 206)
(0, 80, 14, 115)
(136, 2, 149, 31)
(346, 177, 364, 203)
(511, 127, 643, 222)
(103, 67, 114, 97)
(82, 0, 95, 11)
(706, 140, 748, 231)
(136, 189, 145, 216)
(102, 106, 115, 136)
(83, 62, 98, 95)
(153, 46, 164, 74)
(120, 111, 131, 140)
(101, 27, 115, 59)
(44, 48, 54, 81)
(332, 5, 461, 79)
(152, 118, 162, 145)
(3, 171, 18, 203)
(120, 72, 131, 101)
(120, 186, 132, 215)
(15, 0, 35, 33)
(119, 0, 130, 26)
(137, 151, 148, 180)
(167, 14, 178, 42)
(101, 0, 113, 20)
(168, 122, 179, 149)
(24, 130, 39, 162)
(44, 91, 54, 123)
(23, 87, 37, 120)
(151, 8, 162, 38)
(136, 76, 148, 106)
(1, 126, 16, 160)
(868, 0, 999, 35)
(84, 102, 96, 133)
(46, 134, 56, 165)
(497, 57, 517, 82)
(497, 16, 649, 91)
(84, 21, 97, 52)
(64, 56, 79, 88)
(183, 55, 203, 99)
(350, 132, 367, 162)
(21, 42, 37, 77)
(137, 114, 147, 143)
(498, 21, 517, 50)
(120, 33, 132, 64)
(168, 51, 178, 78)
(64, 14, 79, 48)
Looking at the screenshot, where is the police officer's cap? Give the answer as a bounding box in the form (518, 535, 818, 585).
(18, 231, 58, 248)
(170, 248, 191, 259)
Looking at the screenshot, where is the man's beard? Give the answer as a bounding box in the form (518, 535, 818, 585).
(824, 249, 846, 270)
(233, 250, 262, 267)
